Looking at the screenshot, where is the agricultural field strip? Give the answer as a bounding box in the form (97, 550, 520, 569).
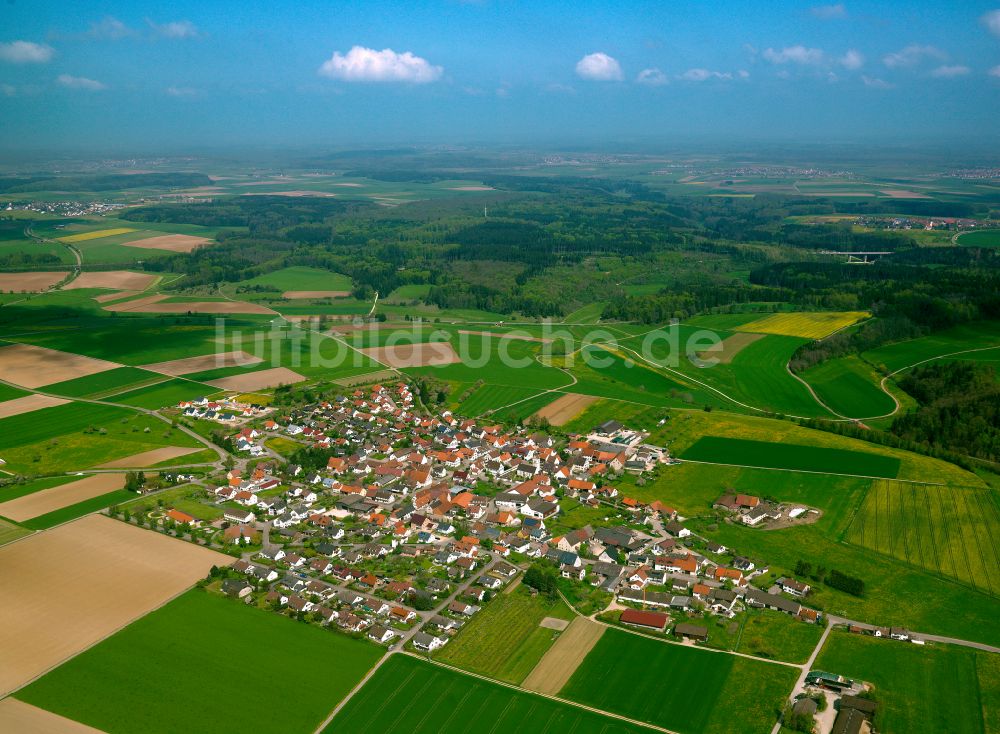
(846, 481, 1000, 595)
(0, 378, 223, 466)
(481, 358, 577, 416)
(0, 515, 232, 697)
(613, 342, 842, 421)
(678, 456, 911, 483)
(398, 654, 675, 734)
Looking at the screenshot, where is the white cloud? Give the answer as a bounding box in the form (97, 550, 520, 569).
(166, 85, 199, 96)
(839, 49, 864, 70)
(930, 64, 970, 78)
(318, 46, 443, 83)
(148, 19, 200, 39)
(738, 69, 750, 78)
(89, 16, 134, 40)
(862, 74, 892, 88)
(57, 74, 105, 91)
(575, 52, 623, 81)
(678, 68, 732, 82)
(811, 4, 847, 19)
(1, 83, 16, 97)
(635, 67, 668, 86)
(0, 41, 54, 64)
(762, 45, 825, 65)
(982, 9, 1000, 37)
(990, 65, 1000, 78)
(495, 81, 511, 97)
(883, 44, 946, 68)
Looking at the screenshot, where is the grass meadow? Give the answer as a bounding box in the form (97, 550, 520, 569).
(435, 585, 574, 684)
(864, 320, 1000, 373)
(845, 480, 1000, 596)
(0, 402, 203, 474)
(17, 590, 383, 734)
(238, 265, 353, 292)
(814, 631, 996, 734)
(326, 654, 648, 734)
(680, 436, 901, 478)
(799, 355, 898, 418)
(455, 383, 542, 416)
(39, 367, 165, 398)
(560, 628, 796, 734)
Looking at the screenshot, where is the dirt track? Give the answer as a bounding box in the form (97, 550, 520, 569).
(95, 447, 201, 468)
(122, 234, 211, 253)
(140, 350, 263, 376)
(533, 393, 597, 426)
(0, 344, 119, 389)
(0, 394, 69, 419)
(521, 616, 604, 694)
(0, 699, 105, 734)
(207, 366, 305, 391)
(0, 272, 68, 293)
(0, 473, 126, 522)
(0, 514, 232, 696)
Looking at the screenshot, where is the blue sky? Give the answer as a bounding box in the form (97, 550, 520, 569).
(2, 1, 999, 150)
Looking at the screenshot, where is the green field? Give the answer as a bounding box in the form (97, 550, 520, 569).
(456, 383, 541, 416)
(680, 436, 901, 478)
(39, 367, 166, 398)
(0, 383, 29, 402)
(0, 517, 31, 546)
(326, 654, 648, 734)
(864, 320, 1000, 373)
(845, 480, 1000, 595)
(652, 409, 980, 487)
(641, 328, 827, 417)
(956, 229, 1000, 247)
(0, 402, 204, 474)
(111, 378, 219, 409)
(733, 610, 824, 664)
(0, 475, 77, 503)
(384, 284, 432, 302)
(560, 629, 797, 734)
(17, 590, 383, 734)
(18, 489, 136, 530)
(814, 631, 996, 734)
(238, 265, 353, 292)
(436, 586, 574, 684)
(799, 355, 897, 419)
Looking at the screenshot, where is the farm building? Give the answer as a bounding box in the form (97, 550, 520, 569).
(674, 622, 708, 641)
(619, 608, 669, 631)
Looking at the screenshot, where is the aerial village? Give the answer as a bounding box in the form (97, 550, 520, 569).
(106, 381, 912, 732)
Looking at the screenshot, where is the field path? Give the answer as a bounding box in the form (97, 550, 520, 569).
(522, 616, 604, 694)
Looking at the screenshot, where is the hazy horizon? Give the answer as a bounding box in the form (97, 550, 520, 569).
(3, 1, 1000, 152)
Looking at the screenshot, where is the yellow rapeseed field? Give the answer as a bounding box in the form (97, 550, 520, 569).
(59, 227, 135, 242)
(736, 311, 869, 339)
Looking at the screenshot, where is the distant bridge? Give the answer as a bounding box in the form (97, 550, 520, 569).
(818, 250, 892, 264)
